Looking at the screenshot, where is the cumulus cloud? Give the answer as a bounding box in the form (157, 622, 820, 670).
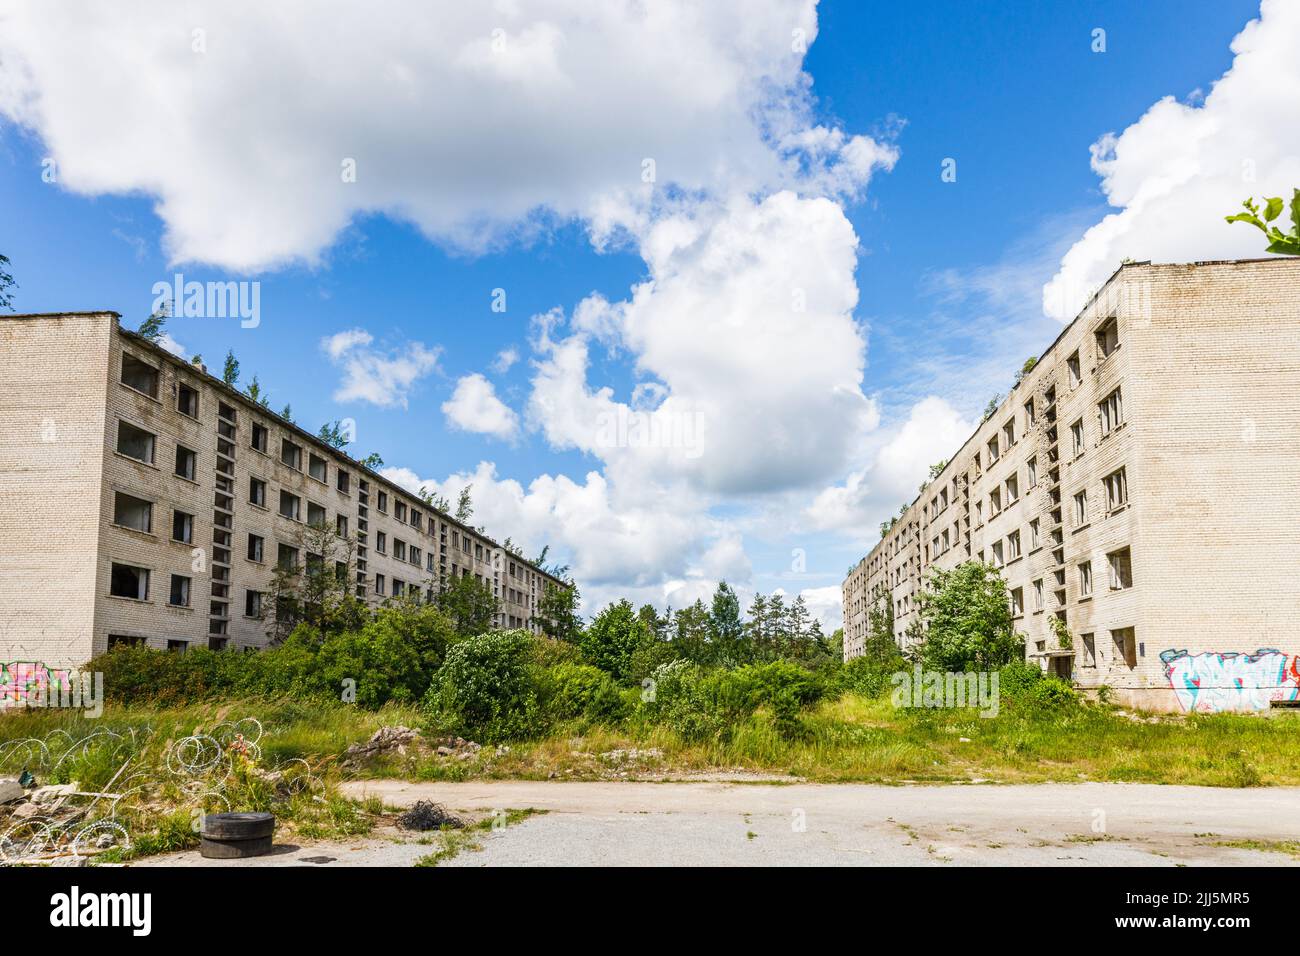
(0, 0, 890, 271)
(156, 332, 186, 358)
(528, 191, 883, 497)
(321, 328, 440, 408)
(797, 584, 844, 633)
(491, 347, 519, 374)
(806, 396, 975, 541)
(381, 460, 726, 605)
(1043, 0, 1300, 320)
(442, 373, 520, 441)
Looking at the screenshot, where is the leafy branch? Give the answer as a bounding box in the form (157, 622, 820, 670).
(1225, 189, 1300, 255)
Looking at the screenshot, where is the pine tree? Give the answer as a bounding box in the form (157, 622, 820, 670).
(222, 349, 240, 386)
(137, 303, 168, 342)
(455, 486, 473, 522)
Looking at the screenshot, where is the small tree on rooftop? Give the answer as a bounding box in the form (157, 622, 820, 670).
(245, 375, 270, 407)
(981, 394, 1003, 423)
(318, 419, 351, 449)
(222, 349, 240, 386)
(455, 486, 474, 522)
(1013, 356, 1037, 387)
(137, 303, 168, 342)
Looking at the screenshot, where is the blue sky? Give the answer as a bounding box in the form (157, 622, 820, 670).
(0, 0, 1288, 625)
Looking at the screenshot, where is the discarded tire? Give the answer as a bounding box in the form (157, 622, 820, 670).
(200, 812, 275, 859)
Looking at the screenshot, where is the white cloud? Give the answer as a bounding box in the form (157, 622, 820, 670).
(321, 328, 440, 408)
(322, 328, 373, 360)
(381, 461, 725, 607)
(806, 396, 975, 542)
(157, 332, 186, 358)
(0, 0, 889, 271)
(1043, 0, 1300, 320)
(528, 191, 883, 497)
(442, 373, 520, 441)
(490, 347, 519, 374)
(798, 584, 844, 633)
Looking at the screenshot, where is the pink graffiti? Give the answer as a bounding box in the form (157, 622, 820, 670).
(0, 661, 74, 705)
(1160, 648, 1300, 713)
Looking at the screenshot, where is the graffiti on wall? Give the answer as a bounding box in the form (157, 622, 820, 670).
(1160, 648, 1300, 713)
(0, 660, 73, 706)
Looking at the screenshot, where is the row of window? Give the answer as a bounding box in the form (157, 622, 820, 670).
(1010, 548, 1133, 615)
(920, 313, 1125, 523)
(120, 349, 553, 593)
(110, 559, 266, 617)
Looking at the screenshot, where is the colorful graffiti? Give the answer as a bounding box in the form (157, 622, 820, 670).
(1160, 648, 1300, 713)
(0, 660, 74, 706)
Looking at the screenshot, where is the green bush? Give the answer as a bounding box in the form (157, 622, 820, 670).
(528, 635, 584, 669)
(997, 662, 1079, 711)
(638, 660, 725, 742)
(537, 662, 629, 724)
(729, 661, 825, 734)
(90, 603, 458, 709)
(309, 603, 456, 707)
(835, 655, 902, 699)
(639, 659, 824, 742)
(91, 645, 251, 706)
(422, 630, 542, 741)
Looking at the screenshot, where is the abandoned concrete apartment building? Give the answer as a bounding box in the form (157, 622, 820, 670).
(0, 311, 569, 668)
(841, 258, 1300, 713)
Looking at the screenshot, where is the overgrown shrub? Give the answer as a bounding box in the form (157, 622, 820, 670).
(639, 659, 825, 742)
(528, 635, 584, 669)
(308, 603, 456, 707)
(537, 662, 629, 724)
(836, 655, 903, 699)
(90, 603, 457, 709)
(91, 645, 257, 707)
(729, 660, 825, 734)
(997, 661, 1078, 712)
(422, 630, 542, 741)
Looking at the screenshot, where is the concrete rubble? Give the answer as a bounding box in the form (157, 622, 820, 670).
(340, 727, 484, 769)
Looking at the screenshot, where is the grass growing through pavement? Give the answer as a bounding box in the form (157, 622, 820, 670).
(413, 808, 547, 866)
(1211, 838, 1300, 858)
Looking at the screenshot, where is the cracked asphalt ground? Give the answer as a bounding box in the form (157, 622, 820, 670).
(316, 780, 1300, 867)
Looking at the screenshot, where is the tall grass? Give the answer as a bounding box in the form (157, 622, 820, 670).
(0, 697, 417, 862)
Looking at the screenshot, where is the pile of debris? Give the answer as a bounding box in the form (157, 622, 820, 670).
(340, 726, 423, 768)
(341, 727, 483, 769)
(0, 770, 130, 866)
(430, 736, 482, 761)
(598, 748, 664, 765)
(396, 800, 464, 831)
(2, 778, 78, 820)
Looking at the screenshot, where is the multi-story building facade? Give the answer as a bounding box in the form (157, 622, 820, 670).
(842, 258, 1300, 712)
(0, 311, 569, 668)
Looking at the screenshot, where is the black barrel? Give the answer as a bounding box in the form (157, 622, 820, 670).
(200, 812, 275, 859)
